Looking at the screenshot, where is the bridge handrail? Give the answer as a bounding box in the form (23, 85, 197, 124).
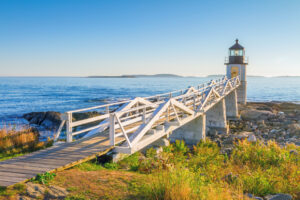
(65, 77, 226, 114)
(54, 76, 239, 142)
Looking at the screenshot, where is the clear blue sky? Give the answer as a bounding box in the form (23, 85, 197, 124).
(0, 0, 299, 77)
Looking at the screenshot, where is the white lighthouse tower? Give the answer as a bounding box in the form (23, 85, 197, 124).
(225, 39, 248, 104)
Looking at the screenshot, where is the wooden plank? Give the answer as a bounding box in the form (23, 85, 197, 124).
(0, 180, 17, 187)
(0, 171, 36, 178)
(0, 176, 29, 183)
(0, 167, 45, 175)
(2, 161, 69, 169)
(5, 148, 107, 161)
(0, 164, 54, 172)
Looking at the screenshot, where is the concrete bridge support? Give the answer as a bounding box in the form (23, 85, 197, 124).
(169, 114, 206, 145)
(206, 99, 228, 134)
(225, 90, 239, 119)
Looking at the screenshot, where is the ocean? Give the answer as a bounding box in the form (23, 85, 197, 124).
(0, 76, 299, 126)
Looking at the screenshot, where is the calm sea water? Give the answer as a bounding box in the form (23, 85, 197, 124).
(0, 76, 299, 126)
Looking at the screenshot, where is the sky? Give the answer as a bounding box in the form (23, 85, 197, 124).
(0, 0, 300, 77)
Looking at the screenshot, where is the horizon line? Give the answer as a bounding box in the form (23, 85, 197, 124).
(0, 74, 299, 78)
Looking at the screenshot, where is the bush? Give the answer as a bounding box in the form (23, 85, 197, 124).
(142, 168, 196, 200)
(0, 127, 53, 160)
(138, 140, 300, 199)
(103, 162, 119, 170)
(118, 152, 141, 171)
(173, 140, 189, 154)
(33, 172, 56, 185)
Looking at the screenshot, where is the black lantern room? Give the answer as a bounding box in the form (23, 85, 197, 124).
(226, 39, 248, 65)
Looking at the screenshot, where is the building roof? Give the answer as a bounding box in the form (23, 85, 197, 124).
(229, 39, 244, 50)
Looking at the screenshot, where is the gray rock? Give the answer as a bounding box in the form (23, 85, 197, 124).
(23, 111, 62, 130)
(270, 129, 278, 134)
(241, 109, 275, 121)
(46, 185, 69, 199)
(17, 195, 32, 200)
(247, 134, 257, 142)
(246, 193, 263, 200)
(235, 131, 253, 140)
(264, 193, 292, 200)
(26, 182, 46, 198)
(288, 124, 300, 136)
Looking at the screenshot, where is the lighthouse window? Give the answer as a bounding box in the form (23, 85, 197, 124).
(230, 50, 243, 56)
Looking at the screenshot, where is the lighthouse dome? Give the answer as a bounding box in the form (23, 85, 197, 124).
(229, 39, 244, 50)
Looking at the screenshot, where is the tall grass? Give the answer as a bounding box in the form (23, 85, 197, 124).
(0, 126, 52, 160)
(121, 139, 300, 199)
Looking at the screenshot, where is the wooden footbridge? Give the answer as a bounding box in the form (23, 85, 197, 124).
(0, 76, 241, 187)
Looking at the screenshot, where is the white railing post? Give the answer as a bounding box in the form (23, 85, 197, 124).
(109, 113, 115, 146)
(142, 106, 146, 123)
(66, 112, 73, 142)
(106, 106, 109, 114)
(193, 95, 196, 111)
(166, 106, 169, 122)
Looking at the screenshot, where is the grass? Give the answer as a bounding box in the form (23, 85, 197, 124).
(75, 161, 105, 171)
(44, 139, 300, 199)
(51, 168, 147, 200)
(136, 140, 300, 199)
(0, 184, 26, 200)
(0, 139, 299, 199)
(0, 126, 53, 161)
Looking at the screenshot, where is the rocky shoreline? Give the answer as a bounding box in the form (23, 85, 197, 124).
(207, 102, 300, 155)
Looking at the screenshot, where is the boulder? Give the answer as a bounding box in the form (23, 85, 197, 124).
(264, 193, 292, 200)
(23, 111, 62, 130)
(26, 182, 46, 198)
(46, 185, 69, 199)
(289, 149, 298, 155)
(240, 109, 275, 121)
(247, 134, 257, 142)
(235, 131, 253, 140)
(288, 123, 300, 136)
(246, 193, 263, 200)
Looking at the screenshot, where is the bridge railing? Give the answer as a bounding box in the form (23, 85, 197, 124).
(54, 76, 235, 142)
(109, 76, 241, 153)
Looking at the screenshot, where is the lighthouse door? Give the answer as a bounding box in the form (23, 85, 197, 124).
(231, 67, 239, 78)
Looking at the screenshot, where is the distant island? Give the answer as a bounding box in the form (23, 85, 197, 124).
(87, 74, 300, 78)
(88, 74, 183, 78)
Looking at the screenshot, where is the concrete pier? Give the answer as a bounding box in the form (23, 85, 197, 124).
(170, 114, 206, 145)
(225, 90, 239, 119)
(206, 99, 228, 134)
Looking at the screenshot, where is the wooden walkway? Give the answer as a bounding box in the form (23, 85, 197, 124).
(0, 133, 115, 187)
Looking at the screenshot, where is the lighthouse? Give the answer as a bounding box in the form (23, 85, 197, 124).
(225, 39, 248, 104)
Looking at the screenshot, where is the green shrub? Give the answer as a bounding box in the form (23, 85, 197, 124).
(103, 162, 119, 170)
(231, 140, 297, 168)
(173, 140, 189, 154)
(189, 140, 224, 173)
(142, 167, 196, 200)
(146, 147, 157, 158)
(33, 172, 56, 185)
(75, 161, 104, 171)
(118, 152, 141, 171)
